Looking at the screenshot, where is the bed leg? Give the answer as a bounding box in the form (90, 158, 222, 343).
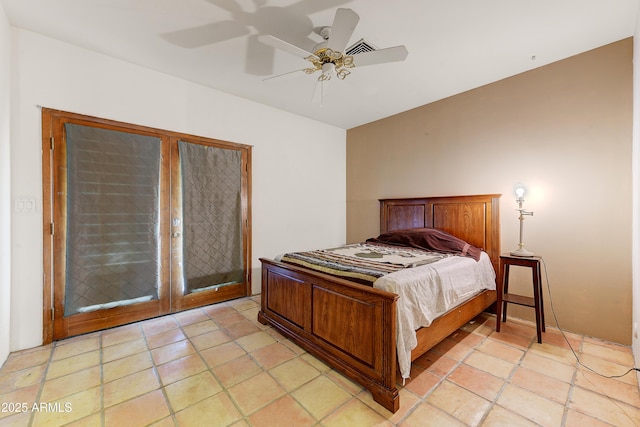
(371, 387, 400, 413)
(257, 310, 268, 325)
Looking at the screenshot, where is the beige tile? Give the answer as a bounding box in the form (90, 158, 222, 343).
(325, 369, 364, 396)
(510, 366, 570, 404)
(448, 329, 485, 347)
(200, 341, 245, 368)
(401, 401, 466, 427)
(164, 371, 222, 412)
(402, 366, 441, 397)
(31, 386, 102, 427)
(0, 365, 47, 393)
(251, 342, 296, 370)
(102, 338, 148, 363)
(430, 337, 474, 361)
(577, 354, 637, 386)
(488, 329, 533, 350)
(102, 323, 143, 347)
(156, 353, 207, 386)
(540, 327, 583, 351)
(40, 366, 101, 402)
(202, 303, 235, 318)
(481, 405, 540, 427)
(140, 316, 179, 336)
(321, 398, 390, 427)
(52, 336, 101, 360)
(45, 350, 100, 380)
(150, 340, 195, 365)
(240, 306, 261, 321)
(292, 375, 351, 419)
(105, 389, 170, 427)
(214, 312, 247, 328)
(223, 320, 262, 339)
(520, 352, 576, 383)
(212, 354, 262, 388)
(464, 351, 515, 379)
(358, 387, 419, 424)
(426, 380, 491, 426)
(103, 351, 153, 383)
(174, 308, 209, 326)
(0, 384, 40, 421)
(104, 368, 160, 407)
(268, 358, 321, 391)
(181, 319, 219, 338)
(228, 371, 286, 415)
(248, 395, 315, 427)
(497, 384, 565, 427)
(0, 411, 31, 426)
(477, 338, 525, 364)
(498, 318, 537, 339)
(235, 330, 276, 353)
(412, 351, 458, 377)
(227, 298, 259, 312)
(574, 368, 640, 407)
(1, 347, 52, 372)
(146, 328, 187, 349)
(448, 363, 504, 401)
(174, 392, 242, 427)
(299, 353, 331, 372)
(190, 329, 232, 351)
(530, 341, 578, 366)
(64, 413, 102, 427)
(570, 385, 640, 427)
(581, 340, 635, 367)
(565, 408, 619, 427)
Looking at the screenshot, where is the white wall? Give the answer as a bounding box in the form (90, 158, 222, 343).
(634, 14, 640, 379)
(0, 3, 12, 366)
(8, 28, 346, 353)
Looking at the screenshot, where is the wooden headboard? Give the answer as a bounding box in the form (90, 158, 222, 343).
(379, 194, 501, 275)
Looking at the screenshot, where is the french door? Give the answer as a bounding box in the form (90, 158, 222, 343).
(42, 109, 251, 342)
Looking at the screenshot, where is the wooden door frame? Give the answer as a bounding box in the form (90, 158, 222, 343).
(42, 108, 252, 344)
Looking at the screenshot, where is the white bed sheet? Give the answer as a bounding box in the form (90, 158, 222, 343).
(373, 251, 496, 380)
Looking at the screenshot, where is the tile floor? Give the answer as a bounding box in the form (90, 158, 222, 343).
(0, 295, 639, 427)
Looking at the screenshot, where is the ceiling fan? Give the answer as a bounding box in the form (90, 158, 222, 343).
(258, 8, 408, 86)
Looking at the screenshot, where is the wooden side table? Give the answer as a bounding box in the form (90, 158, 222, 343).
(496, 254, 545, 343)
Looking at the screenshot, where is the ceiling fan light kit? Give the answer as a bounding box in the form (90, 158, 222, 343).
(258, 8, 408, 90)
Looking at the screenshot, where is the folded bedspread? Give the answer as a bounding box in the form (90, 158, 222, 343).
(281, 242, 449, 285)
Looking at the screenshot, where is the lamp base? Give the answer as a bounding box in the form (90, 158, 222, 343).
(510, 247, 535, 257)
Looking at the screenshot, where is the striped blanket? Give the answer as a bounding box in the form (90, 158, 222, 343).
(281, 243, 449, 285)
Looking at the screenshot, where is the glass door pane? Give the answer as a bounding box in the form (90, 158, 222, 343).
(63, 124, 162, 316)
(178, 140, 244, 295)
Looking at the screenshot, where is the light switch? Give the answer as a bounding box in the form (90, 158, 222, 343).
(15, 198, 36, 214)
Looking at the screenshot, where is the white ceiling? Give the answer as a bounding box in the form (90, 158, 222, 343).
(2, 0, 638, 129)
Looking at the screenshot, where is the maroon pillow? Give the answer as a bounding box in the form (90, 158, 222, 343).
(367, 228, 481, 261)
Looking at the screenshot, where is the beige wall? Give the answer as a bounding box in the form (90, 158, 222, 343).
(347, 38, 633, 345)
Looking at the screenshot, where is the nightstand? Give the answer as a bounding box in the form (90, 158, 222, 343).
(496, 254, 545, 343)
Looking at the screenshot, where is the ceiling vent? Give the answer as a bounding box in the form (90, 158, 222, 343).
(346, 39, 377, 55)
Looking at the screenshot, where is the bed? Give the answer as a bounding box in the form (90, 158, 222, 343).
(257, 194, 500, 413)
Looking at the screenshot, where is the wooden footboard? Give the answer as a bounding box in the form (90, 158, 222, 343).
(258, 258, 400, 413)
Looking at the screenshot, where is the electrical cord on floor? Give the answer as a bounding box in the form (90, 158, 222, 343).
(539, 256, 640, 379)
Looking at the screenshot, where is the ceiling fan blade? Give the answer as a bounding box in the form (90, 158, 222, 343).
(326, 8, 359, 53)
(258, 35, 318, 61)
(351, 45, 409, 67)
